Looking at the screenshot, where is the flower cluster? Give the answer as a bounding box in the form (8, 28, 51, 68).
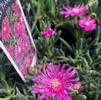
(32, 63, 80, 100)
(60, 4, 96, 31)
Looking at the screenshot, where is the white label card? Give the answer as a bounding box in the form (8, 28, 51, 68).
(0, 0, 36, 82)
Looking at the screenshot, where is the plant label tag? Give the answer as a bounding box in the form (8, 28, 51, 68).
(0, 0, 36, 82)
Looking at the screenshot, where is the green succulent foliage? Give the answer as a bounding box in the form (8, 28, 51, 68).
(0, 0, 101, 100)
(15, 88, 28, 100)
(0, 81, 15, 100)
(35, 20, 62, 62)
(57, 25, 101, 100)
(73, 94, 87, 100)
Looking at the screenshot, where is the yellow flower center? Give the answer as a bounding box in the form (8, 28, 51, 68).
(51, 79, 63, 92)
(51, 79, 60, 88)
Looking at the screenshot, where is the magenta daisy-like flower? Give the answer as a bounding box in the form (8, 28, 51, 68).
(60, 4, 88, 17)
(78, 16, 96, 31)
(41, 27, 55, 37)
(32, 63, 80, 100)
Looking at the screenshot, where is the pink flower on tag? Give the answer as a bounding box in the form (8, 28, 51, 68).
(29, 49, 35, 58)
(14, 43, 23, 64)
(32, 63, 80, 100)
(19, 15, 24, 23)
(14, 22, 26, 37)
(41, 27, 55, 37)
(18, 36, 30, 54)
(20, 63, 28, 76)
(20, 55, 31, 76)
(11, 2, 20, 14)
(14, 36, 30, 64)
(0, 19, 11, 39)
(78, 16, 96, 31)
(6, 45, 14, 57)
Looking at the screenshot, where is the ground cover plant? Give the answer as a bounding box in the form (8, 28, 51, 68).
(0, 0, 101, 100)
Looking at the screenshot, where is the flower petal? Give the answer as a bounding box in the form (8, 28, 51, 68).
(62, 90, 72, 100)
(49, 63, 54, 73)
(38, 95, 46, 100)
(60, 64, 66, 73)
(64, 70, 76, 79)
(65, 96, 72, 100)
(65, 77, 80, 82)
(56, 94, 62, 100)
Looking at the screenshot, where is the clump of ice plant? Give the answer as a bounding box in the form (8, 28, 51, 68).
(32, 63, 80, 100)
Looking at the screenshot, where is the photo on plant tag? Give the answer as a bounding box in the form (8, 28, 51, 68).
(0, 0, 36, 81)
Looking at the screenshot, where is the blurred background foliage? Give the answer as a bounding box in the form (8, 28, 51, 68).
(0, 0, 101, 100)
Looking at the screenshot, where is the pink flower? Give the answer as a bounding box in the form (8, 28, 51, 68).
(0, 19, 11, 39)
(28, 49, 35, 60)
(6, 45, 14, 57)
(20, 55, 31, 76)
(18, 37, 30, 53)
(41, 27, 55, 37)
(11, 2, 20, 14)
(14, 34, 32, 64)
(14, 43, 23, 64)
(32, 63, 80, 100)
(60, 4, 88, 16)
(78, 16, 96, 31)
(19, 15, 24, 23)
(20, 49, 36, 76)
(20, 63, 27, 76)
(14, 37, 30, 64)
(14, 22, 26, 37)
